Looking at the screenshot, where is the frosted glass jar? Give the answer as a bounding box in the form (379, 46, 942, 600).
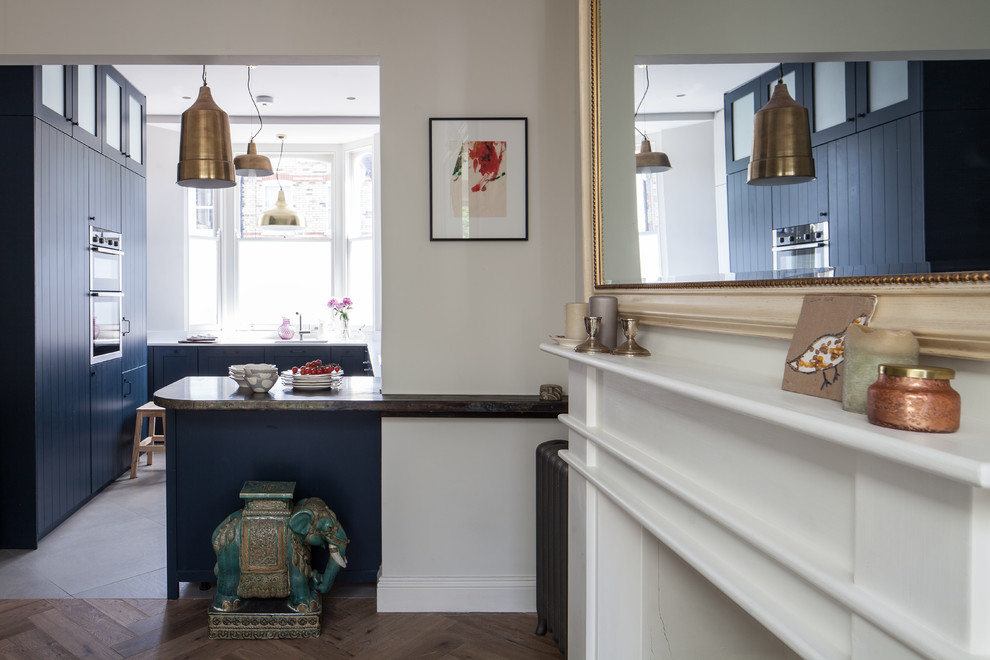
(841, 325, 919, 413)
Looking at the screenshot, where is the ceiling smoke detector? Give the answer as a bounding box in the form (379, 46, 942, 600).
(255, 95, 274, 107)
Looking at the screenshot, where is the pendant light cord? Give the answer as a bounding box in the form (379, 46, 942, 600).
(275, 137, 285, 190)
(247, 67, 264, 143)
(634, 66, 650, 141)
(202, 65, 207, 86)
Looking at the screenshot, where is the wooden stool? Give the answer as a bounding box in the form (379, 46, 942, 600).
(130, 402, 166, 479)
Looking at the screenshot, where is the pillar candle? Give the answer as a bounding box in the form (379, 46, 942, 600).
(565, 303, 589, 339)
(842, 325, 920, 413)
(589, 295, 618, 349)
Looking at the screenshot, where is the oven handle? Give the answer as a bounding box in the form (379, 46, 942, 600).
(771, 240, 828, 253)
(90, 291, 123, 297)
(90, 246, 124, 256)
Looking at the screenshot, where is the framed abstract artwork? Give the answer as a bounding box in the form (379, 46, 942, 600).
(429, 117, 528, 240)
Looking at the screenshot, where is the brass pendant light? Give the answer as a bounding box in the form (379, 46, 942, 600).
(634, 65, 671, 174)
(636, 138, 672, 173)
(233, 66, 274, 178)
(747, 68, 815, 186)
(177, 66, 236, 188)
(260, 135, 302, 227)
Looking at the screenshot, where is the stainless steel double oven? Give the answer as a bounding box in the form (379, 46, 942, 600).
(90, 226, 123, 363)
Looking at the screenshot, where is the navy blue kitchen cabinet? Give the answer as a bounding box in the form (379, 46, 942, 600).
(265, 345, 336, 372)
(152, 346, 199, 393)
(725, 60, 990, 277)
(121, 365, 150, 462)
(0, 65, 146, 549)
(102, 66, 147, 176)
(121, 167, 147, 372)
(91, 358, 125, 490)
(150, 343, 374, 394)
(198, 346, 268, 376)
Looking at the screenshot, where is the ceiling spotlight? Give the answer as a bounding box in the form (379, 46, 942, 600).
(255, 95, 274, 107)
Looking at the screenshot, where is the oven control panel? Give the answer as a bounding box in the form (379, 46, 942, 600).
(772, 221, 828, 248)
(90, 226, 122, 251)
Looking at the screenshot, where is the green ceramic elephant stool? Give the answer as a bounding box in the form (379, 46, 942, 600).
(210, 484, 349, 614)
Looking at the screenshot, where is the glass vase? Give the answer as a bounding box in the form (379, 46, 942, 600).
(277, 317, 295, 340)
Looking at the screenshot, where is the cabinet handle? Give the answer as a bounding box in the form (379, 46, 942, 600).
(122, 317, 131, 336)
(858, 113, 866, 118)
(819, 212, 828, 217)
(123, 379, 132, 397)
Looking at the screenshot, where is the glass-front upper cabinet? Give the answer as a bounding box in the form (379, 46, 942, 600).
(854, 60, 922, 130)
(809, 62, 857, 145)
(724, 76, 762, 174)
(102, 66, 146, 175)
(37, 65, 102, 148)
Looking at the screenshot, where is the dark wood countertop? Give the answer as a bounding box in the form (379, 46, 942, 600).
(154, 377, 565, 418)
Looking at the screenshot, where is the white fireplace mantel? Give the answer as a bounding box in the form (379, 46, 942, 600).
(542, 342, 990, 660)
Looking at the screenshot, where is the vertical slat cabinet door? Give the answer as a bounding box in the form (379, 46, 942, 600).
(152, 346, 199, 392)
(197, 347, 266, 376)
(121, 168, 147, 373)
(35, 121, 92, 536)
(91, 358, 124, 491)
(88, 149, 122, 233)
(121, 365, 149, 471)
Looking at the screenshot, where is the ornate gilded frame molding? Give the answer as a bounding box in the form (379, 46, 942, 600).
(581, 0, 990, 360)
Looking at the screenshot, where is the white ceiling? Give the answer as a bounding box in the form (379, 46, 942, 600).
(116, 62, 772, 146)
(115, 64, 380, 145)
(635, 62, 776, 136)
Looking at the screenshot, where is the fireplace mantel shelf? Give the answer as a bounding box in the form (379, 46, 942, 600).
(541, 343, 990, 488)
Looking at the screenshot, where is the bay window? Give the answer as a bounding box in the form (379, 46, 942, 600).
(186, 139, 378, 333)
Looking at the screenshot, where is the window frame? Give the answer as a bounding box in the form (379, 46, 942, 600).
(185, 137, 381, 334)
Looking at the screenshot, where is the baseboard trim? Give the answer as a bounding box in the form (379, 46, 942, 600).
(376, 575, 536, 613)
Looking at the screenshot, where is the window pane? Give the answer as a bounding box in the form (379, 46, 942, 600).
(189, 237, 219, 326)
(77, 65, 97, 135)
(106, 76, 122, 150)
(868, 61, 909, 112)
(732, 92, 754, 161)
(814, 62, 847, 132)
(237, 240, 332, 325)
(346, 237, 373, 329)
(190, 189, 215, 234)
(240, 156, 332, 237)
(346, 149, 374, 239)
(42, 65, 65, 115)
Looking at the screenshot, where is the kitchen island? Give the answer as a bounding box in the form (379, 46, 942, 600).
(155, 376, 566, 599)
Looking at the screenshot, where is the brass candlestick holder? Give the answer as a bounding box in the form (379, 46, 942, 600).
(612, 318, 651, 357)
(574, 316, 610, 354)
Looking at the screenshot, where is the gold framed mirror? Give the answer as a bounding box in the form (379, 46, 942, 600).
(582, 0, 990, 359)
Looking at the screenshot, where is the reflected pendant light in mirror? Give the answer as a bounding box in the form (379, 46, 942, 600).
(233, 66, 274, 177)
(748, 66, 815, 186)
(634, 65, 671, 173)
(177, 65, 236, 188)
(260, 135, 302, 227)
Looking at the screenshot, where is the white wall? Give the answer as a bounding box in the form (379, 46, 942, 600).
(0, 0, 578, 613)
(146, 125, 185, 334)
(658, 120, 718, 278)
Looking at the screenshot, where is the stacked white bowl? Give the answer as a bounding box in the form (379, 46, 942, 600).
(242, 363, 280, 393)
(229, 364, 249, 389)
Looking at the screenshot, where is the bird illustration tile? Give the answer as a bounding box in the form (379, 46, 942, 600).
(782, 294, 878, 400)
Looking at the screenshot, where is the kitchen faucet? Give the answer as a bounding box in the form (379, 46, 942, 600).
(295, 312, 310, 341)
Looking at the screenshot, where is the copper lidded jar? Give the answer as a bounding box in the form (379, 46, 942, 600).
(866, 364, 960, 433)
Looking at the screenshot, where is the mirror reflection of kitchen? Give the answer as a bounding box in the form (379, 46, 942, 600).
(614, 59, 990, 285)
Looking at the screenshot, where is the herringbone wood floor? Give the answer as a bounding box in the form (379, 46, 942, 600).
(0, 597, 562, 659)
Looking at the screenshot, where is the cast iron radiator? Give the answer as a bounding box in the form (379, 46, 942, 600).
(535, 439, 568, 654)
